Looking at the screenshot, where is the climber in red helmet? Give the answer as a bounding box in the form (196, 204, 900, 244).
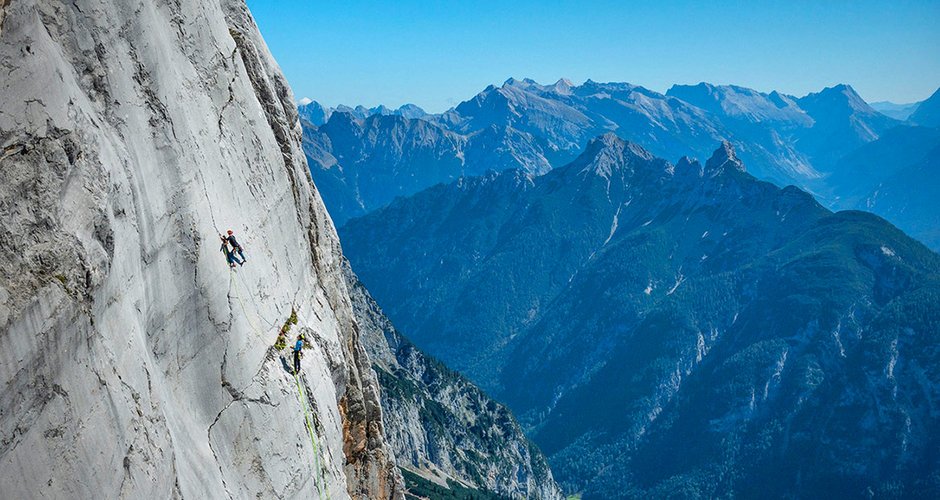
(224, 229, 247, 264)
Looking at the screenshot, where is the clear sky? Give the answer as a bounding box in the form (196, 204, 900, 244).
(246, 0, 940, 113)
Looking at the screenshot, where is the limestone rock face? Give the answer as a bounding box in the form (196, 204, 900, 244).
(0, 0, 401, 498)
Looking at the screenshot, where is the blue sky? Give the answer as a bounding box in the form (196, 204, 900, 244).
(247, 0, 940, 113)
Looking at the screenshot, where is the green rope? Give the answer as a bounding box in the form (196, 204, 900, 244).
(294, 372, 328, 500)
(228, 270, 328, 499)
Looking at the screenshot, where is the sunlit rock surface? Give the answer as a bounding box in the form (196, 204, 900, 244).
(0, 0, 401, 497)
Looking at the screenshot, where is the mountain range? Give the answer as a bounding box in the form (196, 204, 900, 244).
(871, 101, 922, 121)
(341, 135, 940, 497)
(299, 100, 429, 126)
(302, 78, 940, 250)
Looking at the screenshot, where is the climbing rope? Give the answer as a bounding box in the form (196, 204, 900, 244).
(232, 270, 278, 329)
(204, 164, 330, 496)
(294, 372, 328, 500)
(229, 271, 269, 341)
(228, 269, 329, 498)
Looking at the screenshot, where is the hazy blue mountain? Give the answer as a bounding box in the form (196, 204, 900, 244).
(302, 112, 466, 223)
(396, 103, 430, 120)
(302, 80, 907, 226)
(341, 136, 940, 498)
(666, 83, 817, 182)
(435, 78, 732, 176)
(301, 111, 551, 224)
(297, 99, 332, 126)
(334, 104, 374, 120)
(824, 125, 940, 249)
(827, 125, 940, 205)
(299, 100, 429, 127)
(666, 83, 811, 127)
(849, 142, 940, 250)
(299, 79, 939, 250)
(663, 83, 903, 179)
(795, 84, 901, 168)
(432, 79, 900, 186)
(871, 100, 922, 120)
(910, 87, 940, 127)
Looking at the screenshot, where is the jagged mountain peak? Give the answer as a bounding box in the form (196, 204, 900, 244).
(297, 99, 333, 126)
(795, 83, 900, 163)
(395, 103, 428, 119)
(372, 104, 394, 115)
(767, 90, 799, 109)
(799, 83, 873, 113)
(503, 76, 539, 88)
(568, 133, 660, 179)
(587, 133, 655, 160)
(705, 140, 746, 175)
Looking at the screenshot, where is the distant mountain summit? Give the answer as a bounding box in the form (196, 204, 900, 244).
(297, 99, 428, 127)
(341, 137, 940, 498)
(299, 78, 940, 248)
(301, 79, 908, 222)
(667, 82, 811, 126)
(794, 84, 899, 166)
(297, 99, 333, 126)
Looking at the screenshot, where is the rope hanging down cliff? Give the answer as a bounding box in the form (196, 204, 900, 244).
(227, 270, 329, 499)
(295, 372, 329, 500)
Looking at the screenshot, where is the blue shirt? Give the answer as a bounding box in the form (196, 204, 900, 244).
(294, 339, 303, 352)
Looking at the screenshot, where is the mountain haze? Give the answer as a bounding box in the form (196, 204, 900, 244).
(871, 100, 921, 121)
(346, 263, 562, 499)
(341, 136, 940, 497)
(301, 79, 925, 230)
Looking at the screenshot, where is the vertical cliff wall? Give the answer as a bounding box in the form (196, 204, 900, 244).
(0, 0, 400, 497)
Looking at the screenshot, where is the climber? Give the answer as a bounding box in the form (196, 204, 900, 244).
(292, 335, 303, 374)
(225, 230, 247, 263)
(220, 235, 243, 268)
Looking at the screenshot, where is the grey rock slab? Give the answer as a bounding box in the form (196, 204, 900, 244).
(0, 0, 401, 498)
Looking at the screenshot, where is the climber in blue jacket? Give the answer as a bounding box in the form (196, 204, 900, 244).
(292, 335, 303, 374)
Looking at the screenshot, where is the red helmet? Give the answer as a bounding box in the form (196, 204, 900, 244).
(227, 230, 233, 235)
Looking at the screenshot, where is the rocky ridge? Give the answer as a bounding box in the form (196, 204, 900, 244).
(341, 136, 940, 497)
(344, 262, 562, 499)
